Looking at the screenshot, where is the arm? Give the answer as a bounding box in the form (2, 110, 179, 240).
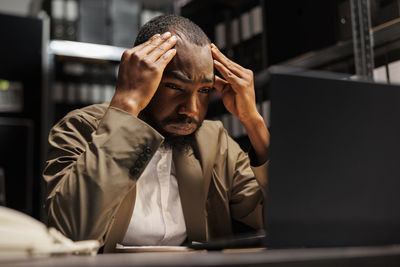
(44, 107, 163, 244)
(227, 134, 267, 230)
(44, 32, 177, 244)
(211, 44, 270, 165)
(210, 44, 269, 230)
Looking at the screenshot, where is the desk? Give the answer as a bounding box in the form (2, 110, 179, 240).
(3, 245, 400, 266)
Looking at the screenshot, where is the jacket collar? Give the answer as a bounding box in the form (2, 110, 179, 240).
(173, 147, 207, 242)
(105, 122, 219, 249)
(104, 185, 136, 253)
(173, 123, 218, 242)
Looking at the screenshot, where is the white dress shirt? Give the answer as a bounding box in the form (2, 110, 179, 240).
(122, 146, 187, 246)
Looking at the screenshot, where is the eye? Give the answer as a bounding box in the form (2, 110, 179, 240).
(198, 87, 212, 94)
(165, 83, 183, 91)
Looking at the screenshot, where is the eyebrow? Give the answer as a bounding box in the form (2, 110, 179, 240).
(164, 71, 214, 84)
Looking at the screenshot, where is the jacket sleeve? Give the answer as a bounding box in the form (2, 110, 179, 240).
(43, 106, 163, 245)
(227, 135, 268, 230)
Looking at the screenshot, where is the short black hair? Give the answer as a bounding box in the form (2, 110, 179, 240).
(134, 14, 210, 46)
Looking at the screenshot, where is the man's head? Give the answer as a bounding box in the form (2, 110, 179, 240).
(136, 15, 214, 150)
(134, 14, 210, 47)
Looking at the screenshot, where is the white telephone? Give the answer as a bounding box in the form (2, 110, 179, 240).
(0, 206, 99, 259)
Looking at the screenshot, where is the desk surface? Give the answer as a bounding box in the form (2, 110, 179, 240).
(3, 245, 400, 267)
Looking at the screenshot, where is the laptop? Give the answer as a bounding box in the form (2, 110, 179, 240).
(266, 66, 400, 248)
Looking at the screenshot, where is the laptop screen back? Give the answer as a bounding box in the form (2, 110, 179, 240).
(266, 67, 400, 248)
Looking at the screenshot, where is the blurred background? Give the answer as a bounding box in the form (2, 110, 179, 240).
(0, 0, 399, 222)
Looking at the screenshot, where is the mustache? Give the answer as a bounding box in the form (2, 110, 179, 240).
(162, 115, 200, 126)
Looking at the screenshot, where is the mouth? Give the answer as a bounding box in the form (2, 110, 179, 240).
(165, 123, 197, 135)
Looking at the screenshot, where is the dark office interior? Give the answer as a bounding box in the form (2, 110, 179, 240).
(1, 0, 400, 265)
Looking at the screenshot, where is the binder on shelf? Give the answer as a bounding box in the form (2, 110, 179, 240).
(251, 5, 263, 36)
(78, 83, 90, 104)
(66, 83, 77, 104)
(240, 12, 251, 41)
(52, 82, 64, 103)
(65, 0, 78, 40)
(90, 84, 103, 104)
(0, 80, 23, 113)
(51, 0, 65, 39)
(215, 22, 226, 50)
(231, 18, 240, 46)
(103, 85, 115, 102)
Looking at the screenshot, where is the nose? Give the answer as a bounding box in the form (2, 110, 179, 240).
(178, 93, 199, 117)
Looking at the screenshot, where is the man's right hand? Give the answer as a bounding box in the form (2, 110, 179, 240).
(110, 32, 177, 117)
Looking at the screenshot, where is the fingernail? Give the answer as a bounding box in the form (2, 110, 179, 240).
(162, 31, 171, 38)
(170, 36, 177, 42)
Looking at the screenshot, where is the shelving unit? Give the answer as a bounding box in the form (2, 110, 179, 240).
(45, 0, 400, 151)
(180, 0, 351, 150)
(3, 0, 400, 221)
(0, 13, 50, 220)
(180, 0, 400, 150)
(279, 18, 400, 74)
(44, 0, 176, 125)
(47, 40, 126, 124)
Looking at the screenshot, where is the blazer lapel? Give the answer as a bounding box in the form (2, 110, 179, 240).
(103, 185, 136, 253)
(193, 127, 217, 203)
(173, 147, 207, 242)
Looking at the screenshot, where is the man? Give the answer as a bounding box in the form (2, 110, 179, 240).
(43, 15, 270, 253)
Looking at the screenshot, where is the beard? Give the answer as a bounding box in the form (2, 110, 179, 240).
(139, 106, 202, 152)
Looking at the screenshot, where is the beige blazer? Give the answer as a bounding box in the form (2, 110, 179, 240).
(43, 103, 268, 253)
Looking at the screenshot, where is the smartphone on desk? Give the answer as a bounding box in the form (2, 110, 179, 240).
(188, 230, 266, 251)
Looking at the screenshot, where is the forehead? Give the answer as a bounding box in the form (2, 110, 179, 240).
(163, 36, 213, 82)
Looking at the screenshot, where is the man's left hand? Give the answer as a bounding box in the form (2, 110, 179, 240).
(211, 43, 270, 164)
(211, 43, 258, 124)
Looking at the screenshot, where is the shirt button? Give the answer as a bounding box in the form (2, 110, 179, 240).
(135, 160, 144, 168)
(144, 147, 152, 155)
(139, 153, 148, 161)
(129, 167, 139, 177)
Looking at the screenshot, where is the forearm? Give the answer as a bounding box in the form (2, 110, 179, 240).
(228, 136, 265, 229)
(46, 153, 134, 243)
(241, 112, 270, 165)
(109, 91, 142, 117)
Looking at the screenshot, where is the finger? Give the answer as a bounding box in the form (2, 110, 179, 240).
(155, 48, 177, 67)
(132, 33, 161, 51)
(121, 34, 160, 60)
(148, 35, 177, 61)
(213, 75, 228, 92)
(211, 43, 243, 77)
(214, 59, 242, 92)
(141, 31, 173, 55)
(211, 43, 242, 69)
